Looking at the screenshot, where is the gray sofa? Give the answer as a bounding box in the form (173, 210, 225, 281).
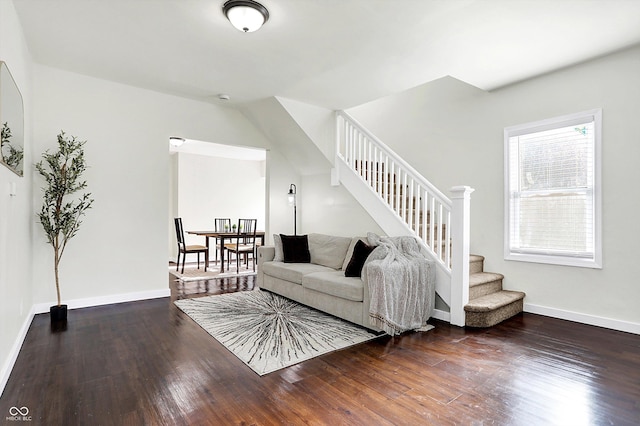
(257, 233, 381, 332)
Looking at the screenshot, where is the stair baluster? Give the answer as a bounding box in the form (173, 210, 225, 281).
(335, 111, 525, 327)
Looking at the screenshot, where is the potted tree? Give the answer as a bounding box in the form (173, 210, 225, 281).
(35, 131, 94, 323)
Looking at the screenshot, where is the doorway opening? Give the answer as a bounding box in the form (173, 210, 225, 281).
(168, 138, 268, 266)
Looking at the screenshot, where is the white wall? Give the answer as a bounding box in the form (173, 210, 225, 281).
(266, 149, 299, 240)
(300, 172, 383, 237)
(348, 46, 640, 328)
(0, 0, 34, 395)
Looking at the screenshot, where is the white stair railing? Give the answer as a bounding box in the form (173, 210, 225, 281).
(335, 110, 473, 326)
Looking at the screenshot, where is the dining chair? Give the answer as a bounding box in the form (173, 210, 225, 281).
(174, 218, 209, 274)
(224, 218, 257, 272)
(213, 218, 231, 264)
(239, 218, 259, 263)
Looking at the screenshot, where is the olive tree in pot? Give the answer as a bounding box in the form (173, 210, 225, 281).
(36, 131, 94, 323)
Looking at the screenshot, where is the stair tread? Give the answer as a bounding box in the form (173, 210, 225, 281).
(469, 254, 484, 262)
(469, 271, 504, 286)
(465, 290, 526, 312)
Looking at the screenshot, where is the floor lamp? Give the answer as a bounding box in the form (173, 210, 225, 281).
(287, 184, 297, 235)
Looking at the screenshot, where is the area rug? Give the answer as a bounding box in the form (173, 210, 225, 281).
(174, 290, 381, 375)
(169, 265, 256, 281)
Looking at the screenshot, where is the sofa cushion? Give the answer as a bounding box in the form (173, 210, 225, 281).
(280, 234, 311, 263)
(344, 239, 376, 277)
(308, 233, 352, 270)
(302, 270, 364, 302)
(342, 236, 367, 270)
(272, 234, 284, 262)
(262, 261, 334, 284)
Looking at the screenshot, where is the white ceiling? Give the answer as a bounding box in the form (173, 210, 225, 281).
(13, 0, 640, 110)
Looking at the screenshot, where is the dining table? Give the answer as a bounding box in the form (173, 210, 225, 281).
(187, 230, 266, 273)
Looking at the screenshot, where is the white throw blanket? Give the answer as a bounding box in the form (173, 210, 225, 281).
(363, 233, 435, 335)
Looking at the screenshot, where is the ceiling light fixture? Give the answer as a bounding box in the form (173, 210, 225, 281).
(223, 0, 269, 33)
(169, 137, 185, 147)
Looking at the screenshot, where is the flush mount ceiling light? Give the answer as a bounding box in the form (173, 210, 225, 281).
(223, 0, 269, 33)
(169, 137, 185, 147)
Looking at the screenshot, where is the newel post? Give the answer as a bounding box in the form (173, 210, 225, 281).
(449, 186, 474, 327)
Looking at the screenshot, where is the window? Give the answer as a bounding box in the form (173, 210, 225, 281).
(504, 109, 602, 268)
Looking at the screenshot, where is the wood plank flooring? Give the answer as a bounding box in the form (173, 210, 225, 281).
(1, 274, 639, 425)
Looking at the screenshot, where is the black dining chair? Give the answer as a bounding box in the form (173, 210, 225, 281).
(214, 218, 231, 264)
(224, 218, 257, 272)
(174, 218, 209, 274)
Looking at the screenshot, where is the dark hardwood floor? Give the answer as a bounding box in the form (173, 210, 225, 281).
(1, 273, 639, 425)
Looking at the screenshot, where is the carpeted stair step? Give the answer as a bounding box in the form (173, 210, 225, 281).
(464, 290, 526, 327)
(469, 272, 504, 300)
(469, 254, 484, 274)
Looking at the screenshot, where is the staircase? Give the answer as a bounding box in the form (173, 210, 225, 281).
(466, 255, 525, 327)
(336, 110, 525, 327)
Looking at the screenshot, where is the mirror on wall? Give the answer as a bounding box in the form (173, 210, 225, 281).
(0, 61, 24, 176)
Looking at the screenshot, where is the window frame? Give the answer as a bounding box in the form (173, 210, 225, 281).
(504, 109, 602, 269)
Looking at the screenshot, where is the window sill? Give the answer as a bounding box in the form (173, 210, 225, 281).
(504, 252, 602, 269)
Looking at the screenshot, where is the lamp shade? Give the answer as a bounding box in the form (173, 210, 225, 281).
(223, 0, 269, 33)
(287, 184, 296, 205)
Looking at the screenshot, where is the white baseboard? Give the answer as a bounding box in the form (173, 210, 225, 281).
(432, 303, 639, 335)
(432, 308, 450, 323)
(524, 303, 640, 335)
(33, 288, 171, 314)
(0, 305, 36, 398)
(1, 288, 170, 397)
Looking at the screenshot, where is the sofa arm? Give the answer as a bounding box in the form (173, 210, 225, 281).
(257, 246, 275, 289)
(258, 245, 275, 266)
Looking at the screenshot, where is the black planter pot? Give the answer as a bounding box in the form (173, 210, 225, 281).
(50, 304, 68, 322)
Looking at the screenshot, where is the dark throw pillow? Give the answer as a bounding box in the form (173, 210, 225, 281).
(280, 234, 311, 263)
(344, 239, 375, 277)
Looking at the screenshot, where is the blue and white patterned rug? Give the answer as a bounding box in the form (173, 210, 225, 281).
(174, 290, 381, 375)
